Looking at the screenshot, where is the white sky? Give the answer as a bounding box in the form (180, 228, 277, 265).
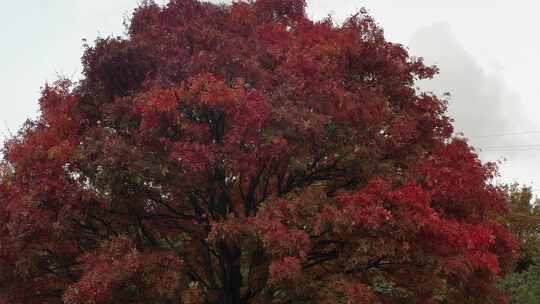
(2, 0, 539, 192)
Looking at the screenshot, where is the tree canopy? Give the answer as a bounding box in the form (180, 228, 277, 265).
(0, 0, 517, 303)
(499, 184, 540, 303)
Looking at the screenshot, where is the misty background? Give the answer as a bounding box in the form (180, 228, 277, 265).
(2, 0, 539, 192)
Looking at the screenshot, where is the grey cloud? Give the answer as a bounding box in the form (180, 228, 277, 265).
(409, 23, 521, 141)
(408, 23, 540, 188)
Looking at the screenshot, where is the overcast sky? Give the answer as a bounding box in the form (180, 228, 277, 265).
(2, 0, 540, 192)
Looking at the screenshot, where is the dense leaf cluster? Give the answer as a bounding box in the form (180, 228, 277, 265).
(498, 185, 540, 303)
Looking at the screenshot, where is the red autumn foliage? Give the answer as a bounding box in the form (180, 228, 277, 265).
(0, 0, 516, 303)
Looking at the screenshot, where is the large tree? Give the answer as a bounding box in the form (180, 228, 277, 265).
(0, 0, 516, 303)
